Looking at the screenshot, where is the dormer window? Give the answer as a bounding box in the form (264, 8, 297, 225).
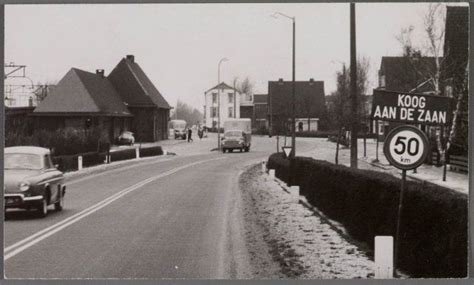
(379, 74, 386, 88)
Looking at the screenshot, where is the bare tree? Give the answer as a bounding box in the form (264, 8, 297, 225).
(171, 100, 203, 126)
(397, 3, 467, 180)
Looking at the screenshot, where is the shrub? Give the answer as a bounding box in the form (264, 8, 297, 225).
(52, 151, 105, 172)
(110, 148, 136, 162)
(267, 153, 468, 278)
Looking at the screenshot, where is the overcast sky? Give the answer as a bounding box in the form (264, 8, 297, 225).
(5, 3, 465, 110)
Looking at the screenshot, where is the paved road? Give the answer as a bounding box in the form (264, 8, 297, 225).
(4, 135, 315, 279)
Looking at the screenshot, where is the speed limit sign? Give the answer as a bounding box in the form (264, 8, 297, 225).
(383, 125, 429, 170)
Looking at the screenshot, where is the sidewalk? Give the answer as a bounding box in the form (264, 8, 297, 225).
(299, 138, 468, 194)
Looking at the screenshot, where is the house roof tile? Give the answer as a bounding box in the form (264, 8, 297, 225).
(33, 68, 131, 116)
(108, 57, 171, 109)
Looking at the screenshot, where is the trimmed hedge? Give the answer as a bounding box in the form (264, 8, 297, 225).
(53, 152, 105, 172)
(140, 146, 164, 157)
(267, 153, 468, 278)
(53, 146, 164, 172)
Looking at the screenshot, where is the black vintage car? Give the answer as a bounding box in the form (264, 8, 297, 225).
(4, 146, 66, 218)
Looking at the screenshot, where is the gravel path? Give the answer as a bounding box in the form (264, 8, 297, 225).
(239, 163, 376, 279)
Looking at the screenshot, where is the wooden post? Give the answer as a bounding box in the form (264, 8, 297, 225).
(78, 156, 83, 171)
(394, 169, 407, 278)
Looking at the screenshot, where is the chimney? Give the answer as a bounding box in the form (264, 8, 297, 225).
(309, 78, 314, 85)
(126, 55, 135, 62)
(278, 78, 284, 85)
(96, 69, 105, 78)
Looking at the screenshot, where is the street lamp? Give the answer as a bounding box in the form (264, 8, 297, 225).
(272, 12, 296, 184)
(217, 57, 228, 150)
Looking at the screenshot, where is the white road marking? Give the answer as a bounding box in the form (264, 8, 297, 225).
(5, 157, 226, 261)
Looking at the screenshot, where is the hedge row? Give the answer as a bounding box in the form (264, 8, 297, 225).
(53, 146, 164, 172)
(267, 153, 468, 278)
(53, 152, 105, 172)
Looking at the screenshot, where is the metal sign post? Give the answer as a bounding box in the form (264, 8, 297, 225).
(383, 125, 429, 277)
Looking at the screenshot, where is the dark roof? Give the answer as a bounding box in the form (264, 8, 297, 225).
(108, 56, 171, 109)
(205, 82, 236, 93)
(379, 56, 439, 93)
(268, 80, 325, 117)
(253, 94, 268, 104)
(33, 68, 132, 116)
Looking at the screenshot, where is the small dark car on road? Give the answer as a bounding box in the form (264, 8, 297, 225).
(117, 131, 135, 146)
(4, 146, 66, 218)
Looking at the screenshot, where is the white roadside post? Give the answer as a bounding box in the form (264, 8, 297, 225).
(375, 236, 394, 278)
(136, 146, 140, 159)
(78, 156, 83, 171)
(290, 185, 299, 202)
(261, 161, 266, 172)
(269, 169, 275, 179)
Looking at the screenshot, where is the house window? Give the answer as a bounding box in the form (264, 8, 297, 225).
(445, 85, 453, 98)
(211, 107, 218, 118)
(228, 93, 233, 103)
(228, 107, 234, 118)
(212, 93, 217, 104)
(379, 74, 386, 88)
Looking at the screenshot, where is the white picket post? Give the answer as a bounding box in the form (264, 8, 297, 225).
(269, 169, 275, 179)
(261, 161, 266, 172)
(136, 147, 140, 159)
(78, 156, 83, 171)
(374, 236, 394, 279)
(290, 186, 300, 202)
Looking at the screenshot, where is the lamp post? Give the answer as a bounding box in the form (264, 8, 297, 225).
(217, 57, 228, 150)
(272, 12, 296, 184)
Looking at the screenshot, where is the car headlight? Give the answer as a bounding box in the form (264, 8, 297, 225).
(19, 181, 30, 191)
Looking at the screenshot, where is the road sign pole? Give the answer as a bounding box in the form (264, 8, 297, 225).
(394, 169, 406, 278)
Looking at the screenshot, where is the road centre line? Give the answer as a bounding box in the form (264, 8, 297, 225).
(5, 156, 227, 261)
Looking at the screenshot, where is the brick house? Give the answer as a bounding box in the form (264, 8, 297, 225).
(32, 55, 171, 143)
(253, 94, 269, 131)
(268, 78, 325, 134)
(108, 55, 171, 141)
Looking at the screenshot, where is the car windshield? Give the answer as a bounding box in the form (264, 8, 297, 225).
(5, 153, 43, 170)
(225, 131, 243, 137)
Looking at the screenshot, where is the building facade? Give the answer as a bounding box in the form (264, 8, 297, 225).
(31, 55, 171, 143)
(203, 82, 241, 130)
(268, 78, 325, 135)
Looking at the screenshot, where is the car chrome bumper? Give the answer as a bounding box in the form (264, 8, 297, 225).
(4, 194, 43, 207)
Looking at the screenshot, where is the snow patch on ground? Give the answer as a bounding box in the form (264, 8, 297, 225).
(239, 164, 376, 279)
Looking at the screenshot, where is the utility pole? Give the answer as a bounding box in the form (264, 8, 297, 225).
(217, 57, 228, 150)
(350, 3, 358, 169)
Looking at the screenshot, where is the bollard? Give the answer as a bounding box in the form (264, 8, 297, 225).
(261, 161, 266, 172)
(164, 150, 168, 155)
(136, 147, 140, 159)
(375, 236, 394, 279)
(269, 169, 275, 179)
(290, 185, 300, 202)
(78, 156, 83, 171)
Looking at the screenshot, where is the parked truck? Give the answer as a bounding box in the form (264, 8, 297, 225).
(221, 118, 251, 153)
(169, 119, 187, 139)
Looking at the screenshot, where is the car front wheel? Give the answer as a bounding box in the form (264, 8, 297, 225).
(54, 189, 64, 211)
(37, 198, 48, 218)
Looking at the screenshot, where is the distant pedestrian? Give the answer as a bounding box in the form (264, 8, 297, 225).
(187, 128, 193, 142)
(198, 127, 203, 140)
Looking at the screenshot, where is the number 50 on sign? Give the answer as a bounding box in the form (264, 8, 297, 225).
(383, 125, 429, 170)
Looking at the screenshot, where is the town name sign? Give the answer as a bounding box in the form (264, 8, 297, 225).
(371, 89, 453, 125)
